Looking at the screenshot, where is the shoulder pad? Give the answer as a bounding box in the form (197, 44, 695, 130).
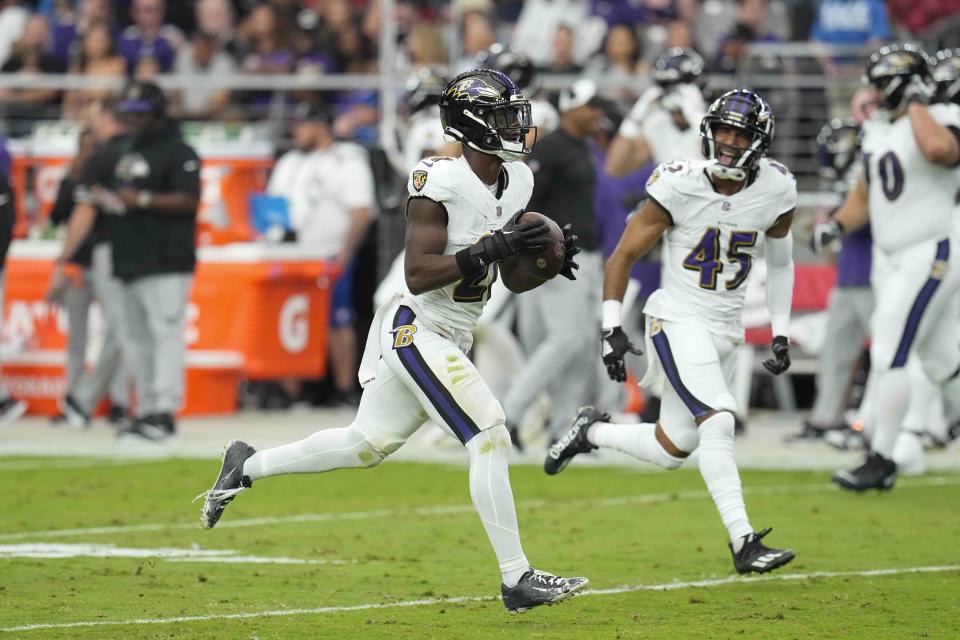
(647, 159, 694, 189)
(408, 156, 457, 201)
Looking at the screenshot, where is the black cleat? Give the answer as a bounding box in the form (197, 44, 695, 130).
(118, 413, 176, 442)
(730, 528, 795, 574)
(59, 394, 90, 430)
(501, 568, 589, 614)
(544, 406, 608, 475)
(107, 404, 128, 426)
(195, 440, 256, 529)
(832, 451, 896, 491)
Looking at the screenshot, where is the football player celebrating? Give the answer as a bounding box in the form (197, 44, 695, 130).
(814, 43, 960, 492)
(605, 47, 707, 177)
(546, 89, 797, 575)
(197, 69, 587, 614)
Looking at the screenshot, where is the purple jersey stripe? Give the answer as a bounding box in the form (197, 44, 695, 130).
(393, 307, 480, 443)
(651, 330, 713, 418)
(891, 239, 950, 368)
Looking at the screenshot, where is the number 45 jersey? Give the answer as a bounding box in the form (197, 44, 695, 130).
(405, 155, 533, 336)
(860, 103, 960, 254)
(643, 158, 797, 341)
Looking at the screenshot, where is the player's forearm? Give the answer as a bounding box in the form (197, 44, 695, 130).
(764, 231, 794, 337)
(404, 252, 463, 295)
(56, 204, 96, 264)
(604, 136, 647, 177)
(832, 187, 869, 233)
(602, 250, 633, 304)
(907, 103, 960, 167)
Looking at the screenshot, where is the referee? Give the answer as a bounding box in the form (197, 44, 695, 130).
(77, 81, 201, 440)
(503, 78, 604, 448)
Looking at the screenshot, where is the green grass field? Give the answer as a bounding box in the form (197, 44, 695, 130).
(1, 457, 958, 639)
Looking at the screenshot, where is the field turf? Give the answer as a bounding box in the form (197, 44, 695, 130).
(1, 457, 958, 638)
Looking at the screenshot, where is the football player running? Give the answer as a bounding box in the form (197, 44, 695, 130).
(605, 47, 707, 177)
(546, 89, 798, 575)
(197, 70, 587, 614)
(814, 44, 960, 492)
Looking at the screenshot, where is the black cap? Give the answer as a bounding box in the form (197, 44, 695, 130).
(117, 80, 167, 115)
(292, 102, 331, 124)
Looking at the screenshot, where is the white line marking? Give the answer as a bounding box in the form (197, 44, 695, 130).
(1, 475, 957, 542)
(3, 564, 957, 633)
(0, 543, 353, 566)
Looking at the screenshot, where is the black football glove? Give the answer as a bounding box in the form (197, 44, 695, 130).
(602, 327, 642, 382)
(810, 219, 844, 254)
(762, 335, 791, 375)
(455, 218, 550, 273)
(559, 223, 580, 280)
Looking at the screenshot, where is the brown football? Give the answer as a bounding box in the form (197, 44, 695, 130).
(513, 211, 565, 280)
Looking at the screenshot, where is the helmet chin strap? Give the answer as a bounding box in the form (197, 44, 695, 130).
(707, 162, 747, 181)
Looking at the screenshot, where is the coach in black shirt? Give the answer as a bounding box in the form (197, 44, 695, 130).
(503, 79, 605, 448)
(71, 81, 201, 441)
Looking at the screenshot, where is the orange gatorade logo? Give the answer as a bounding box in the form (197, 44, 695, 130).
(392, 325, 417, 349)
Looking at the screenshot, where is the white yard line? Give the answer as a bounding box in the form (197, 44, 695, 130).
(3, 564, 957, 633)
(2, 475, 958, 542)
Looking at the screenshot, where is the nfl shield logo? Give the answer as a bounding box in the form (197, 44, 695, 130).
(496, 205, 502, 217)
(412, 170, 428, 192)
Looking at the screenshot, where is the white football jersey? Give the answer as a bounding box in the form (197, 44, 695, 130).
(405, 155, 533, 334)
(619, 88, 705, 163)
(861, 103, 960, 253)
(643, 158, 797, 340)
(642, 108, 704, 164)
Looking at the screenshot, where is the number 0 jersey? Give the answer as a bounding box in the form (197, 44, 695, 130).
(643, 158, 797, 341)
(860, 103, 960, 254)
(405, 155, 533, 335)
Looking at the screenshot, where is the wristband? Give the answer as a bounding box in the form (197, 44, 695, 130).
(136, 190, 153, 209)
(602, 299, 623, 330)
(455, 246, 485, 278)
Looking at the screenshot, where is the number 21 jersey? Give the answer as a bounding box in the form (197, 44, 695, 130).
(860, 103, 960, 254)
(643, 158, 797, 341)
(406, 155, 533, 335)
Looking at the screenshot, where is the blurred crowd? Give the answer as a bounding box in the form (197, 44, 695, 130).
(0, 0, 956, 130)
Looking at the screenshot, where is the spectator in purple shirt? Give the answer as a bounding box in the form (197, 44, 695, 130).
(117, 0, 182, 73)
(50, 0, 114, 69)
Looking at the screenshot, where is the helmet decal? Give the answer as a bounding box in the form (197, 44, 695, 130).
(447, 77, 503, 102)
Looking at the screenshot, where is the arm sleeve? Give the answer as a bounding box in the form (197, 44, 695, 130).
(765, 231, 794, 338)
(166, 143, 202, 197)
